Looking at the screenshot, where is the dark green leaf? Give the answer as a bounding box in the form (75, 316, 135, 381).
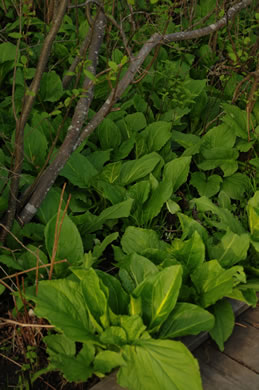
(0, 42, 17, 63)
(60, 152, 98, 188)
(159, 303, 215, 338)
(100, 326, 127, 346)
(37, 187, 66, 224)
(44, 334, 95, 382)
(170, 231, 205, 274)
(190, 172, 222, 197)
(96, 270, 130, 315)
(141, 121, 172, 153)
(221, 173, 250, 200)
(24, 125, 48, 167)
(45, 214, 83, 266)
(191, 260, 242, 308)
(211, 229, 250, 267)
(125, 112, 147, 132)
(121, 226, 161, 255)
(119, 152, 161, 185)
(39, 71, 63, 102)
(97, 118, 122, 150)
(209, 300, 234, 351)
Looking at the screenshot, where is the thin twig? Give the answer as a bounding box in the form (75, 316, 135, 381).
(0, 259, 68, 281)
(0, 351, 22, 368)
(0, 317, 55, 328)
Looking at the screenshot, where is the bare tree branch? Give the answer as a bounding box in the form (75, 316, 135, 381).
(18, 8, 107, 225)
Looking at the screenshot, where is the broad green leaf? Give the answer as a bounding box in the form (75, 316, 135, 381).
(60, 152, 98, 188)
(132, 137, 152, 166)
(177, 212, 208, 242)
(112, 137, 135, 160)
(74, 198, 133, 234)
(211, 229, 250, 267)
(118, 339, 202, 390)
(94, 350, 125, 375)
(85, 198, 133, 233)
(87, 150, 111, 171)
(170, 231, 205, 274)
(75, 268, 109, 329)
(119, 152, 161, 185)
(222, 103, 248, 139)
(159, 303, 215, 338)
(166, 199, 180, 214)
(97, 118, 122, 150)
(141, 121, 172, 152)
(118, 253, 158, 287)
(44, 334, 95, 382)
(96, 270, 130, 315)
(190, 172, 222, 197)
(119, 269, 137, 294)
(201, 124, 236, 149)
(30, 279, 95, 342)
(24, 125, 48, 167)
(45, 214, 83, 266)
(120, 315, 146, 343)
(133, 94, 147, 113)
(100, 326, 127, 346)
(247, 191, 259, 240)
(191, 195, 218, 214)
(142, 179, 173, 223)
(186, 78, 206, 95)
(0, 255, 23, 271)
(127, 180, 150, 205)
(125, 112, 147, 132)
(163, 156, 191, 193)
(100, 161, 122, 183)
(96, 180, 125, 204)
(39, 71, 63, 102)
(198, 147, 239, 177)
(172, 130, 200, 149)
(218, 190, 231, 209)
(121, 226, 161, 255)
(192, 196, 244, 234)
(141, 247, 171, 266)
(143, 157, 191, 223)
(221, 173, 250, 200)
(191, 260, 242, 308)
(133, 265, 182, 332)
(209, 300, 234, 351)
(0, 42, 17, 63)
(37, 187, 66, 224)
